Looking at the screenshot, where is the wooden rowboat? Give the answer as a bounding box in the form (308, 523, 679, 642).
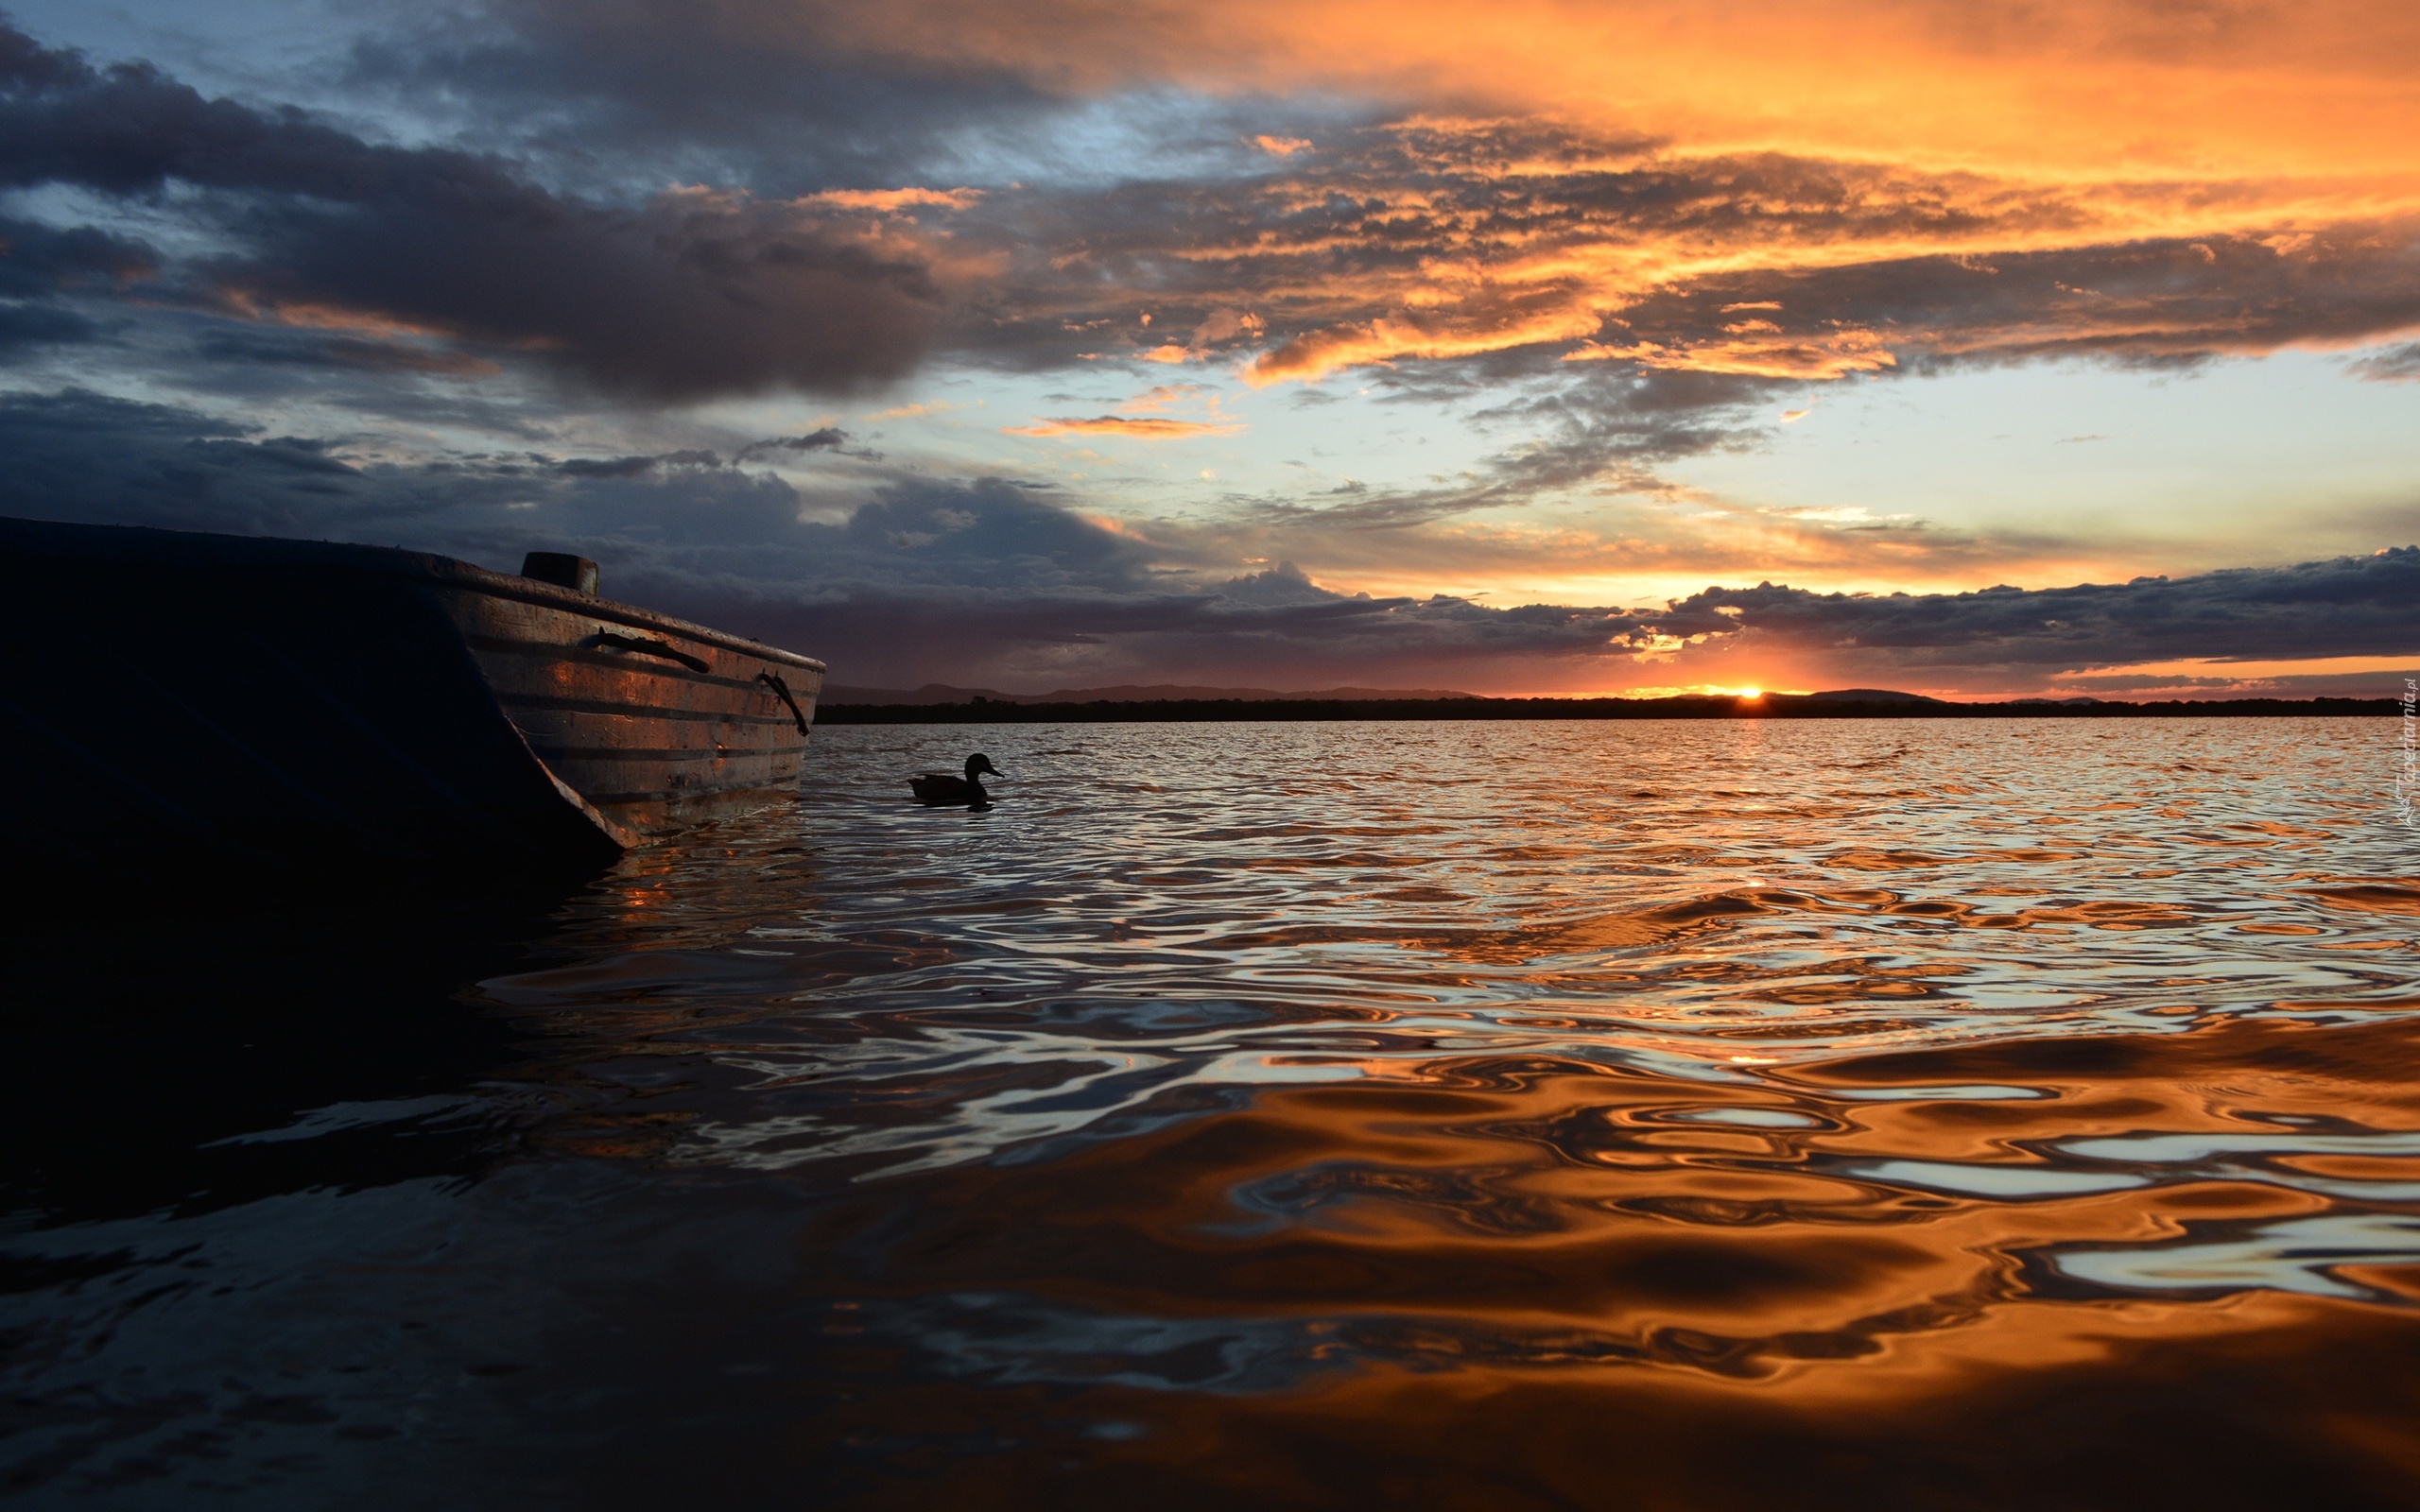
(0, 516, 823, 872)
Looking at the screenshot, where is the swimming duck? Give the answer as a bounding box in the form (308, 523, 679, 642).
(909, 752, 1002, 807)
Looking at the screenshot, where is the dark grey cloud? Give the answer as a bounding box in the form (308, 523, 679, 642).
(1598, 227, 2420, 372)
(2347, 342, 2420, 383)
(345, 0, 1071, 197)
(7, 386, 2404, 691)
(1657, 553, 2420, 671)
(0, 215, 155, 297)
(1209, 364, 1768, 540)
(735, 428, 849, 461)
(0, 296, 99, 350)
(0, 386, 1597, 684)
(0, 24, 941, 398)
(189, 325, 503, 376)
(0, 387, 496, 539)
(0, 388, 1177, 679)
(556, 451, 721, 479)
(0, 214, 153, 350)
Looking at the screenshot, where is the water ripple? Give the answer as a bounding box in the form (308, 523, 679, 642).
(7, 716, 2416, 1506)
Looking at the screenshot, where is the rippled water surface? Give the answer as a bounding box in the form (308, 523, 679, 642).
(8, 718, 2420, 1509)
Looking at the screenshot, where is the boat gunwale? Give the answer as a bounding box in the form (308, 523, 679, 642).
(463, 632, 824, 690)
(436, 575, 822, 673)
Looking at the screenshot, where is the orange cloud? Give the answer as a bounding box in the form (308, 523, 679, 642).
(802, 187, 984, 212)
(1005, 416, 1246, 438)
(217, 290, 451, 341)
(1135, 309, 1269, 367)
(795, 1, 2420, 184)
(624, 5, 2420, 398)
(1149, 115, 2420, 387)
(1116, 384, 1210, 413)
(1564, 329, 1898, 380)
(1247, 301, 1604, 385)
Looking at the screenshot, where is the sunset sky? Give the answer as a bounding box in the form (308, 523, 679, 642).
(2, 1, 2415, 696)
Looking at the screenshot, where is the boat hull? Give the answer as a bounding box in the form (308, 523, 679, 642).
(0, 517, 822, 872)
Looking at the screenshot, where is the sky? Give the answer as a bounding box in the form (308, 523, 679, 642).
(1, 0, 2415, 697)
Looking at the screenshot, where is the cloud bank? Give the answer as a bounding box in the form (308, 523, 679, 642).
(0, 25, 942, 397)
(1, 8, 2414, 695)
(3, 388, 2407, 696)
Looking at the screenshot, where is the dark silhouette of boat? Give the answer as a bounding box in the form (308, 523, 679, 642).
(0, 517, 823, 872)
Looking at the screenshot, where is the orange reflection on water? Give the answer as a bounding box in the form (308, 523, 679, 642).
(471, 718, 2417, 1504)
(775, 1014, 2414, 1367)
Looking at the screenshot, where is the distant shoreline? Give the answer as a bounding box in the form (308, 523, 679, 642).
(818, 695, 2399, 724)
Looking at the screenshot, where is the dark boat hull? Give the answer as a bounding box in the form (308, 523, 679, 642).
(0, 517, 823, 872)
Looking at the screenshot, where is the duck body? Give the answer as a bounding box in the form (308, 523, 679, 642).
(908, 773, 987, 806)
(910, 752, 1002, 807)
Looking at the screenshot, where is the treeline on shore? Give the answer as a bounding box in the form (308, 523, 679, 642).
(817, 695, 2402, 725)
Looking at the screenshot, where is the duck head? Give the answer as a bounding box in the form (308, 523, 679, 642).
(964, 753, 1002, 781)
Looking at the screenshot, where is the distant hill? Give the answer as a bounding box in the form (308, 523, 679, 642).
(819, 691, 2401, 725)
(822, 681, 1481, 705)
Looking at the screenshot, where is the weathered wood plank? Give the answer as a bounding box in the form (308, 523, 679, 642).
(438, 587, 821, 840)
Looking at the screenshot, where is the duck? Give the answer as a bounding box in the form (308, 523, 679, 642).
(909, 752, 1002, 807)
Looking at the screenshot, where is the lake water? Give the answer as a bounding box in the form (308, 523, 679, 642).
(7, 717, 2419, 1509)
